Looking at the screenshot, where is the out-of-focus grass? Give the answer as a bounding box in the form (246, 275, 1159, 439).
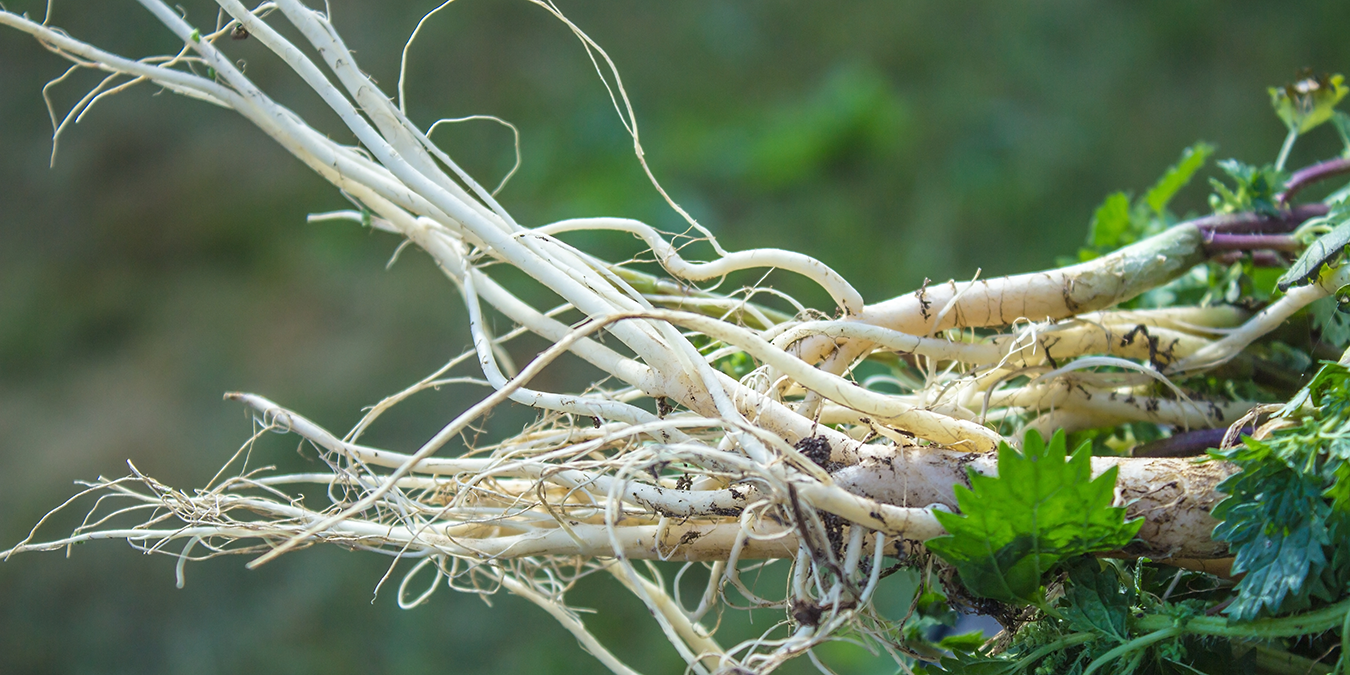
(3, 1, 1350, 672)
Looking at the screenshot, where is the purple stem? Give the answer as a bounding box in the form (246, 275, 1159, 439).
(1279, 157, 1350, 205)
(1203, 233, 1301, 253)
(1249, 250, 1285, 267)
(1191, 203, 1328, 234)
(1212, 250, 1287, 266)
(1133, 427, 1254, 458)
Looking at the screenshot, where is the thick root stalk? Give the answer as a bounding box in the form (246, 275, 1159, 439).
(792, 225, 1209, 368)
(832, 446, 1234, 559)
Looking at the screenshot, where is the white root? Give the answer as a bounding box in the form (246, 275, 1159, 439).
(1168, 264, 1350, 373)
(790, 224, 1211, 370)
(538, 217, 865, 315)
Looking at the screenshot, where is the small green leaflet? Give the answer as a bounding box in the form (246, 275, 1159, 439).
(1269, 72, 1348, 134)
(925, 430, 1143, 605)
(1277, 216, 1350, 291)
(1208, 159, 1287, 216)
(936, 631, 988, 654)
(1086, 143, 1213, 254)
(1145, 142, 1215, 215)
(1060, 558, 1132, 643)
(1089, 192, 1132, 251)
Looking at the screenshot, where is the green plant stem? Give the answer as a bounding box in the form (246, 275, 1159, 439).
(1252, 644, 1334, 675)
(1082, 627, 1183, 675)
(1133, 597, 1350, 639)
(1013, 633, 1095, 671)
(1277, 128, 1299, 171)
(1035, 597, 1066, 622)
(1339, 607, 1350, 674)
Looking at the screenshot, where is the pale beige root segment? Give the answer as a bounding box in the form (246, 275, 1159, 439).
(862, 224, 1208, 334)
(773, 316, 1222, 369)
(830, 444, 1236, 559)
(990, 322, 1217, 370)
(654, 311, 1004, 451)
(423, 522, 800, 561)
(793, 224, 1208, 369)
(1102, 455, 1238, 559)
(1083, 306, 1250, 333)
(1005, 380, 1258, 434)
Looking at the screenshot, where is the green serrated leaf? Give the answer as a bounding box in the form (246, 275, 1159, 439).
(1212, 363, 1350, 619)
(925, 430, 1143, 605)
(1213, 465, 1329, 619)
(1277, 218, 1350, 291)
(1270, 72, 1349, 134)
(1145, 142, 1215, 215)
(1061, 559, 1131, 643)
(1089, 192, 1132, 250)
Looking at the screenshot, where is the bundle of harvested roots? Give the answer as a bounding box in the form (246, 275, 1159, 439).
(7, 3, 1350, 673)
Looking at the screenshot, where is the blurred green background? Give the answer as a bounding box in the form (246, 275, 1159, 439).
(4, 1, 1350, 673)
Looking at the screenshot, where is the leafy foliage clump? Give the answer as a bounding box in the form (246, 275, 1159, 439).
(910, 362, 1350, 672)
(1212, 362, 1350, 620)
(906, 71, 1350, 675)
(912, 559, 1252, 675)
(1207, 160, 1288, 216)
